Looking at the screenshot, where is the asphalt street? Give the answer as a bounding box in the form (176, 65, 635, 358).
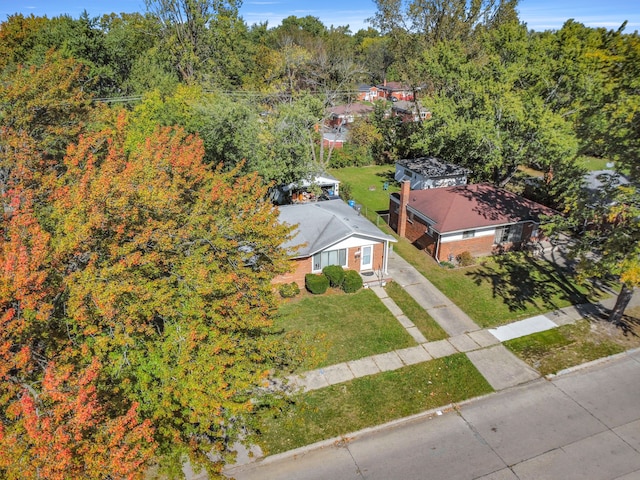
(225, 350, 640, 480)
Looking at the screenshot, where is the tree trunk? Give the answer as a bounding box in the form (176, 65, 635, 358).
(609, 284, 634, 324)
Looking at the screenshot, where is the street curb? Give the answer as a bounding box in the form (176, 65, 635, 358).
(224, 402, 460, 474)
(224, 348, 640, 476)
(545, 347, 640, 379)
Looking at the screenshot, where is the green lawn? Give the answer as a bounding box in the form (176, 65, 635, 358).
(576, 155, 612, 171)
(257, 354, 493, 455)
(505, 320, 626, 376)
(393, 237, 606, 327)
(384, 280, 448, 341)
(276, 289, 416, 370)
(329, 165, 397, 213)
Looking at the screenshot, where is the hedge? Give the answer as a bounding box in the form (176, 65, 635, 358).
(305, 273, 329, 294)
(322, 265, 346, 288)
(342, 269, 363, 293)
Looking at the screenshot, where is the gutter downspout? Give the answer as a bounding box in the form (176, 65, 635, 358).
(434, 232, 441, 263)
(383, 239, 389, 274)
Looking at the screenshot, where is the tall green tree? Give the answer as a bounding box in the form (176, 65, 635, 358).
(145, 0, 249, 85)
(368, 0, 519, 85)
(255, 95, 322, 185)
(1, 111, 303, 478)
(413, 31, 578, 186)
(545, 182, 639, 324)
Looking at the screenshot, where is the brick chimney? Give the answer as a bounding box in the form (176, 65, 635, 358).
(398, 180, 410, 238)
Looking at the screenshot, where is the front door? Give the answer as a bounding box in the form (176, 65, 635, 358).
(360, 245, 373, 270)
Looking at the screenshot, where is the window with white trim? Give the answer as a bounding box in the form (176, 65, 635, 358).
(494, 224, 523, 244)
(313, 249, 347, 271)
(462, 230, 475, 239)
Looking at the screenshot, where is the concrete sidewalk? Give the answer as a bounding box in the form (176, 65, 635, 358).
(222, 252, 640, 476)
(386, 251, 479, 336)
(290, 250, 640, 394)
(290, 251, 537, 393)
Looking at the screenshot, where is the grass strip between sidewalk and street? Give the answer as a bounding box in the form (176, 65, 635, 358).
(384, 280, 448, 341)
(504, 316, 640, 376)
(257, 353, 493, 456)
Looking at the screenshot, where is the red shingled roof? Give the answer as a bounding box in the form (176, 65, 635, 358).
(400, 183, 556, 233)
(327, 104, 374, 116)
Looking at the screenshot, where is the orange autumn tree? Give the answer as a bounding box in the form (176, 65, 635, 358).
(0, 164, 156, 477)
(0, 50, 157, 479)
(1, 108, 300, 478)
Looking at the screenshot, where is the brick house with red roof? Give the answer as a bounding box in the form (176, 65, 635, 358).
(389, 181, 556, 262)
(326, 103, 374, 129)
(377, 81, 414, 101)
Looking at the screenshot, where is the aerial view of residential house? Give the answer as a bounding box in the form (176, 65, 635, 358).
(394, 157, 470, 190)
(389, 181, 555, 262)
(274, 199, 396, 287)
(322, 129, 347, 149)
(391, 100, 431, 122)
(376, 81, 414, 101)
(326, 103, 375, 129)
(356, 84, 380, 102)
(270, 173, 341, 205)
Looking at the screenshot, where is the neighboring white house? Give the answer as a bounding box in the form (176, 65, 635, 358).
(394, 157, 469, 190)
(270, 173, 341, 205)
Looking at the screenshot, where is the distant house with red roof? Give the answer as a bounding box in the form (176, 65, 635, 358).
(377, 81, 414, 101)
(326, 103, 375, 129)
(389, 181, 556, 262)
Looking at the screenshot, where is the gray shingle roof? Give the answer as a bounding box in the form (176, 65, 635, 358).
(278, 199, 395, 258)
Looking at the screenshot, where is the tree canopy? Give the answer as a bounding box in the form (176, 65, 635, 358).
(0, 68, 303, 476)
(1, 2, 640, 476)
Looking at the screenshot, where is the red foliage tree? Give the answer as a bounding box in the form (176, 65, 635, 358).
(1, 108, 298, 478)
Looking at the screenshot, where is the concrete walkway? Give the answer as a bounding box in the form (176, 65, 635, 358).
(289, 250, 640, 394)
(216, 252, 640, 477)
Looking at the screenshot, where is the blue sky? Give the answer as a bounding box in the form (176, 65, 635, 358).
(2, 0, 639, 33)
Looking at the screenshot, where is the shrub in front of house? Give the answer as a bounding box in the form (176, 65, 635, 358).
(456, 251, 475, 267)
(322, 265, 346, 288)
(279, 282, 300, 298)
(305, 273, 329, 294)
(342, 270, 363, 293)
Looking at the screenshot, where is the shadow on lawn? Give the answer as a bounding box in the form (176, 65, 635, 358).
(376, 169, 397, 184)
(466, 252, 609, 314)
(617, 313, 640, 337)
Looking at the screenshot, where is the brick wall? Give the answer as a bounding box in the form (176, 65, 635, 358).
(438, 222, 540, 262)
(273, 243, 388, 288)
(272, 258, 313, 287)
(438, 236, 495, 262)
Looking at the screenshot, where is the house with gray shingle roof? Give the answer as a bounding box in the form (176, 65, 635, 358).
(391, 101, 431, 122)
(395, 157, 470, 190)
(274, 199, 396, 287)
